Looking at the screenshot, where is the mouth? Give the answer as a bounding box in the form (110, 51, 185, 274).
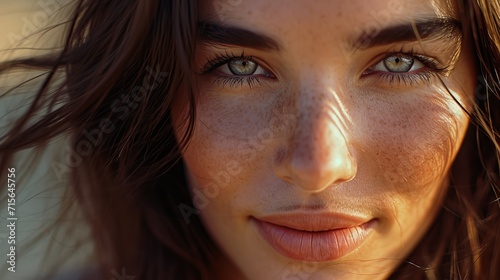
(251, 213, 377, 262)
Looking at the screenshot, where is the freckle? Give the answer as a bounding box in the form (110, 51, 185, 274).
(274, 147, 286, 163)
(247, 10, 252, 16)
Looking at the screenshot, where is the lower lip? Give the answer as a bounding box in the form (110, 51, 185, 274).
(253, 218, 376, 262)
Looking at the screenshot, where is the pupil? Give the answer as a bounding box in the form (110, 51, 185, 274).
(229, 59, 257, 75)
(384, 55, 413, 73)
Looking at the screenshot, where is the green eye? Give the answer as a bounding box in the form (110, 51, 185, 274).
(203, 54, 276, 89)
(228, 59, 258, 75)
(372, 54, 425, 73)
(219, 57, 270, 77)
(383, 55, 414, 72)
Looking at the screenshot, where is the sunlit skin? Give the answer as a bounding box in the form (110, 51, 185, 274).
(173, 0, 476, 279)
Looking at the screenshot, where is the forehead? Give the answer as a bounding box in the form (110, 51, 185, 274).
(199, 0, 458, 32)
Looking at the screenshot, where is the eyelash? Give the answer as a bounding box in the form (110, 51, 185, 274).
(200, 52, 272, 89)
(200, 50, 450, 89)
(362, 49, 449, 85)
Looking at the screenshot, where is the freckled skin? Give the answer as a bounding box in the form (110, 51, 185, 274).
(174, 0, 476, 279)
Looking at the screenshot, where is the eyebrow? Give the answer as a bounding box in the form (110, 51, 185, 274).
(197, 17, 462, 52)
(351, 17, 462, 50)
(198, 21, 281, 51)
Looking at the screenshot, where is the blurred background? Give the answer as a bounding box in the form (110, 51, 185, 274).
(0, 1, 94, 279)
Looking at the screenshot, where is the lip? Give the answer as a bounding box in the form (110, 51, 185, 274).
(252, 213, 376, 262)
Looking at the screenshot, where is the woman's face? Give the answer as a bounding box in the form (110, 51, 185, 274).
(175, 0, 476, 279)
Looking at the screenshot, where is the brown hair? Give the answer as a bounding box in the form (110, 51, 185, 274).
(0, 0, 499, 279)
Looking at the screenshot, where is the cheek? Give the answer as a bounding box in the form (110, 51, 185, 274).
(354, 93, 467, 199)
(181, 88, 293, 180)
(179, 95, 274, 200)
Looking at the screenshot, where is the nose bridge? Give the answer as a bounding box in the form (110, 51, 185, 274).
(295, 63, 352, 127)
(273, 73, 357, 193)
(296, 81, 349, 142)
(296, 79, 352, 163)
(301, 107, 342, 151)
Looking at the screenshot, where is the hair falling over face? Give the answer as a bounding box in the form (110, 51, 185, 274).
(0, 0, 499, 279)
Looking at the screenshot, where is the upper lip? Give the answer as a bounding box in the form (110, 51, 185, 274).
(252, 212, 369, 232)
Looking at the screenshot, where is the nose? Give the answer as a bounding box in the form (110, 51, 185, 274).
(273, 89, 357, 193)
